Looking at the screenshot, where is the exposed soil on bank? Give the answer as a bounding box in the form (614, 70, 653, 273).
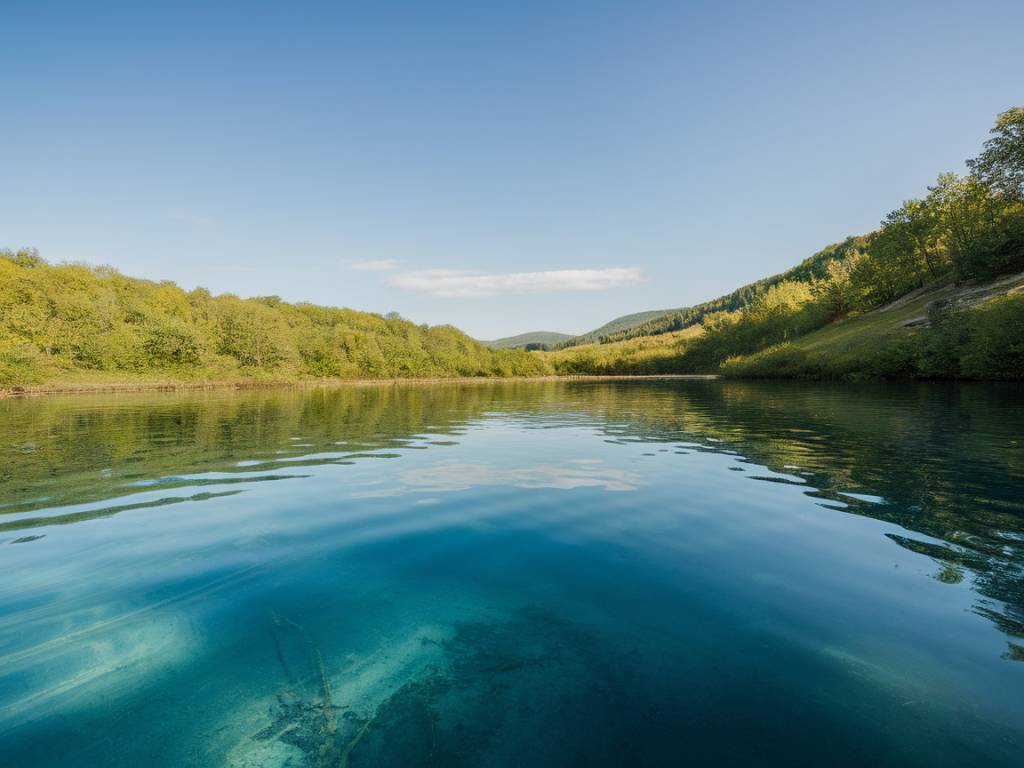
(0, 374, 719, 399)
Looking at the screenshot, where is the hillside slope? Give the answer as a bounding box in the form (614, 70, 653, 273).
(0, 250, 549, 389)
(548, 107, 1024, 380)
(573, 238, 865, 347)
(548, 237, 863, 350)
(547, 274, 1024, 380)
(722, 272, 1024, 379)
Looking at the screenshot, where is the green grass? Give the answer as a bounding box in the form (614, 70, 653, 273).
(721, 274, 1024, 379)
(542, 271, 1024, 381)
(799, 274, 1023, 354)
(546, 327, 703, 374)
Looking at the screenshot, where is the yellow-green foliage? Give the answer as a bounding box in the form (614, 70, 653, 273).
(720, 288, 1024, 380)
(549, 280, 825, 375)
(550, 106, 1024, 380)
(551, 266, 1024, 381)
(0, 252, 551, 387)
(547, 327, 703, 375)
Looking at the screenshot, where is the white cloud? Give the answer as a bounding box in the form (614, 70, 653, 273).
(389, 267, 643, 298)
(349, 259, 399, 272)
(399, 461, 640, 492)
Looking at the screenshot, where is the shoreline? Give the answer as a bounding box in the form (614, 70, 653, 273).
(0, 374, 719, 399)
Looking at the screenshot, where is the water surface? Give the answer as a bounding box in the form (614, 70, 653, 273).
(1, 380, 1022, 766)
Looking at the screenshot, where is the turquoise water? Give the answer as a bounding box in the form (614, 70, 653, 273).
(1, 380, 1022, 766)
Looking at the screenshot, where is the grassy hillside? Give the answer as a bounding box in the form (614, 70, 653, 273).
(547, 327, 703, 374)
(549, 107, 1024, 381)
(557, 237, 865, 348)
(0, 251, 550, 390)
(548, 237, 865, 350)
(721, 273, 1024, 380)
(547, 273, 1023, 380)
(482, 331, 572, 350)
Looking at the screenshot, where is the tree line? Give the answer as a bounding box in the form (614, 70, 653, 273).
(0, 253, 548, 387)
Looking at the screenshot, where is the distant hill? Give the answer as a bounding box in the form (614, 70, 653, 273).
(551, 239, 863, 350)
(494, 310, 682, 350)
(562, 309, 680, 346)
(482, 331, 573, 350)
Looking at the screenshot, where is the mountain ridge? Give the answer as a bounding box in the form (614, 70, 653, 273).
(481, 331, 572, 349)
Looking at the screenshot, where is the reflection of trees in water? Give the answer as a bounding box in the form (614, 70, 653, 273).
(0, 385, 503, 516)
(2, 380, 1022, 649)
(544, 380, 1024, 649)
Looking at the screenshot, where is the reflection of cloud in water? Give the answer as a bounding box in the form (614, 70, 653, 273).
(391, 460, 642, 494)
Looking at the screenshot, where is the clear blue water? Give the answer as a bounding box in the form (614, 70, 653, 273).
(1, 380, 1022, 766)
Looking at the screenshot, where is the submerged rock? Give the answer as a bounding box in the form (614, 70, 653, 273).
(225, 606, 627, 767)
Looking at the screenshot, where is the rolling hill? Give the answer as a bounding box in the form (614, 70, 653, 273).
(482, 331, 573, 349)
(490, 309, 686, 350)
(552, 238, 863, 349)
(561, 308, 680, 346)
(0, 249, 550, 390)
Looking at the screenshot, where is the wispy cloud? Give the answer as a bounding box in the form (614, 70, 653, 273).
(349, 259, 399, 272)
(389, 267, 643, 298)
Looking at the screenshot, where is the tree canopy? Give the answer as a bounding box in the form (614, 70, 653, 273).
(0, 254, 549, 387)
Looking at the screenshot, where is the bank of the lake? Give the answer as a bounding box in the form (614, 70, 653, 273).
(0, 373, 719, 399)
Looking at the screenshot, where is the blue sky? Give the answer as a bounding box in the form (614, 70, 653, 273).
(2, 1, 1022, 339)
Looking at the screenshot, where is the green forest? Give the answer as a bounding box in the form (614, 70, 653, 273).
(2, 107, 1022, 390)
(0, 254, 548, 389)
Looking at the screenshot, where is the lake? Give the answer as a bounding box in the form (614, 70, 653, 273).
(1, 380, 1022, 766)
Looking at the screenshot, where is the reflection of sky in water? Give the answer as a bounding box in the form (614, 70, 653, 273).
(0, 382, 1022, 766)
(380, 458, 641, 495)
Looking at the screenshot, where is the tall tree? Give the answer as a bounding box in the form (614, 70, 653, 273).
(968, 107, 1024, 200)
